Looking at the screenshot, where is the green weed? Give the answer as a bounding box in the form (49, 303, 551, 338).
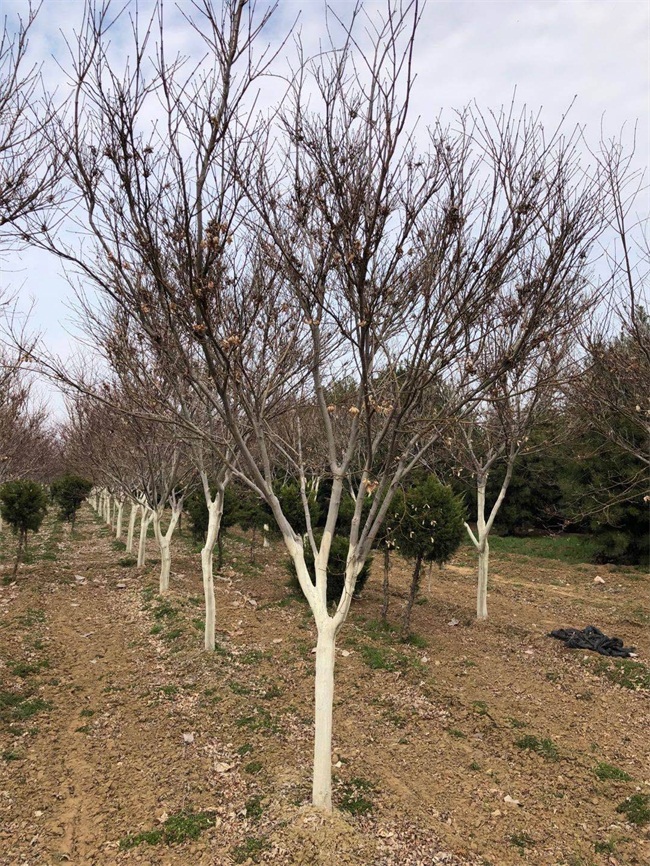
(515, 734, 559, 761)
(447, 728, 466, 739)
(231, 836, 269, 864)
(509, 832, 535, 849)
(245, 796, 264, 820)
(616, 794, 650, 826)
(594, 762, 632, 782)
(119, 810, 215, 850)
(360, 645, 396, 671)
(338, 777, 375, 816)
(15, 608, 45, 628)
(592, 657, 650, 691)
(9, 659, 49, 677)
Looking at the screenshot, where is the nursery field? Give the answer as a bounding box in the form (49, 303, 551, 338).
(0, 507, 648, 866)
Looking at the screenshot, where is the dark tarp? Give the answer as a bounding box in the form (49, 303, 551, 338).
(548, 625, 635, 658)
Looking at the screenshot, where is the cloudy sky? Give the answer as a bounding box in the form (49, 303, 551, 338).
(2, 0, 648, 414)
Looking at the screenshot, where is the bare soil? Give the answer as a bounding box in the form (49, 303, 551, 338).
(1, 507, 648, 866)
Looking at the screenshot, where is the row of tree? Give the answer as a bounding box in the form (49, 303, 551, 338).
(0, 0, 647, 813)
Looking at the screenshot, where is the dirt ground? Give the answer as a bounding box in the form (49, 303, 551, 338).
(1, 507, 648, 866)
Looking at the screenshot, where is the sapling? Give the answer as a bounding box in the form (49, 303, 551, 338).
(0, 480, 48, 577)
(50, 474, 92, 532)
(393, 475, 465, 638)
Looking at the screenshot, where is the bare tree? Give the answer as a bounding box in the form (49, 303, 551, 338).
(574, 141, 649, 468)
(442, 329, 575, 620)
(32, 0, 618, 812)
(0, 1, 62, 245)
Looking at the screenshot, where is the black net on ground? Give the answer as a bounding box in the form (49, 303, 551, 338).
(548, 625, 635, 658)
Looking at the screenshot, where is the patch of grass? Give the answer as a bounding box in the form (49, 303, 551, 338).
(159, 685, 178, 698)
(447, 728, 466, 739)
(150, 624, 163, 635)
(244, 760, 263, 774)
(162, 627, 184, 642)
(119, 828, 163, 849)
(469, 761, 481, 771)
(118, 556, 137, 567)
(592, 657, 650, 691)
(361, 619, 397, 642)
(509, 832, 535, 849)
(338, 777, 375, 816)
(402, 632, 427, 648)
(507, 717, 527, 729)
(239, 650, 268, 665)
(262, 684, 283, 699)
(1, 694, 52, 722)
(616, 794, 650, 826)
(360, 645, 396, 671)
(15, 608, 46, 628)
(472, 700, 489, 715)
(515, 734, 559, 761)
(488, 533, 598, 564)
(245, 795, 264, 820)
(79, 708, 95, 718)
(236, 707, 276, 733)
(229, 681, 252, 696)
(112, 540, 127, 550)
(119, 810, 215, 850)
(75, 724, 91, 734)
(152, 600, 177, 620)
(231, 836, 269, 864)
(594, 762, 632, 782)
(237, 743, 252, 755)
(594, 839, 616, 854)
(2, 749, 22, 761)
(9, 659, 49, 677)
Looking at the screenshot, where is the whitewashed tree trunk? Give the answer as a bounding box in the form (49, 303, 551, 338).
(115, 498, 124, 539)
(477, 538, 489, 620)
(153, 501, 182, 594)
(280, 490, 362, 811)
(201, 498, 221, 651)
(312, 620, 337, 810)
(126, 502, 138, 553)
(137, 506, 153, 567)
(465, 462, 514, 621)
(197, 468, 229, 652)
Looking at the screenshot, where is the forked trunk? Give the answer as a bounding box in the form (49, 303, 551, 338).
(312, 622, 337, 810)
(126, 502, 138, 553)
(153, 504, 182, 594)
(401, 552, 424, 638)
